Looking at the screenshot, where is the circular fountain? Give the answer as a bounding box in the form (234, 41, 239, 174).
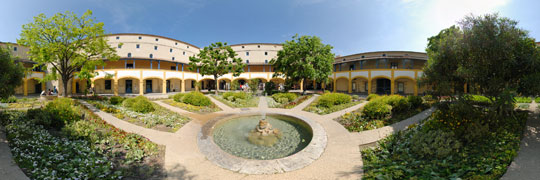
(197, 113, 327, 174)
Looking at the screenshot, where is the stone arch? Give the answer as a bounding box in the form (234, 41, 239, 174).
(118, 76, 141, 94)
(394, 76, 416, 95)
(351, 76, 369, 93)
(371, 76, 392, 94)
(335, 77, 349, 93)
(165, 77, 182, 93)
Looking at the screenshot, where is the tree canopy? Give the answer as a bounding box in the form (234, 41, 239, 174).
(0, 46, 25, 99)
(188, 42, 245, 94)
(271, 35, 334, 93)
(420, 13, 540, 112)
(18, 10, 119, 97)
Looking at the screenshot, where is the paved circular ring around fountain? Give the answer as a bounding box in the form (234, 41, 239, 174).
(197, 112, 328, 175)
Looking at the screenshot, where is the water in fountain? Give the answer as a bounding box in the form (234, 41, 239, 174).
(213, 115, 312, 160)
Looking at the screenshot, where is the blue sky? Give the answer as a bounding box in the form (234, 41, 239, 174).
(1, 0, 538, 56)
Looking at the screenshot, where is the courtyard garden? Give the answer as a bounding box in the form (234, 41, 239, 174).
(303, 92, 362, 115)
(80, 96, 190, 132)
(211, 91, 259, 108)
(267, 92, 313, 109)
(336, 94, 432, 132)
(163, 91, 221, 113)
(0, 98, 165, 179)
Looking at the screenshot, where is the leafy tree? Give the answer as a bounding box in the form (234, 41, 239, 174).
(271, 35, 334, 94)
(419, 26, 466, 100)
(18, 10, 119, 97)
(420, 13, 540, 114)
(248, 79, 259, 93)
(188, 42, 245, 95)
(0, 46, 25, 99)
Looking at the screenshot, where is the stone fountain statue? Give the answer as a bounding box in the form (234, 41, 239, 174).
(248, 117, 282, 146)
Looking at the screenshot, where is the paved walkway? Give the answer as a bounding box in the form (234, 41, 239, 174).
(0, 127, 29, 180)
(502, 102, 540, 179)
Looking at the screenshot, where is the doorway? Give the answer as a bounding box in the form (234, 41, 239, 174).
(376, 79, 391, 94)
(166, 80, 171, 92)
(146, 80, 152, 93)
(125, 80, 132, 93)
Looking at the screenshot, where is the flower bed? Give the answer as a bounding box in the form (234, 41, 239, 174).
(162, 99, 220, 113)
(361, 101, 527, 179)
(267, 93, 312, 109)
(165, 92, 221, 113)
(83, 96, 190, 132)
(336, 95, 430, 132)
(1, 98, 165, 179)
(0, 97, 48, 109)
(303, 93, 361, 115)
(212, 92, 259, 108)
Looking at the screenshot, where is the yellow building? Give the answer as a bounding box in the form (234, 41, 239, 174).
(4, 33, 434, 96)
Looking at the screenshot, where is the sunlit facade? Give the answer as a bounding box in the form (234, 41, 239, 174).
(3, 33, 437, 96)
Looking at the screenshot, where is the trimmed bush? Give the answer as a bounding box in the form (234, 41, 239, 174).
(407, 95, 423, 109)
(362, 100, 391, 119)
(181, 92, 211, 106)
(367, 94, 380, 101)
(514, 96, 532, 103)
(123, 96, 155, 113)
(109, 96, 125, 105)
(43, 98, 80, 129)
(172, 93, 185, 102)
(223, 92, 248, 102)
(272, 93, 298, 103)
(1, 95, 17, 103)
(318, 93, 351, 108)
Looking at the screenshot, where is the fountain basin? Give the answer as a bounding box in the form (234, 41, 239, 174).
(213, 115, 312, 160)
(197, 113, 327, 174)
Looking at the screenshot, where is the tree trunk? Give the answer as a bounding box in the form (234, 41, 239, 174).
(214, 75, 219, 95)
(62, 76, 69, 97)
(302, 78, 307, 95)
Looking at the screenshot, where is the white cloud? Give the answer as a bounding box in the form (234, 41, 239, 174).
(401, 0, 510, 50)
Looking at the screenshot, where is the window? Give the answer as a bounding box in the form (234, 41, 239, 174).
(246, 52, 249, 56)
(154, 46, 158, 50)
(172, 57, 175, 60)
(361, 56, 365, 58)
(242, 46, 245, 48)
(138, 36, 142, 40)
(265, 52, 268, 55)
(183, 51, 186, 55)
(136, 44, 140, 48)
(105, 80, 112, 90)
(359, 60, 365, 69)
(13, 47, 17, 51)
(117, 44, 122, 48)
(349, 64, 355, 70)
(382, 54, 386, 57)
(257, 45, 260, 48)
(116, 36, 119, 40)
(171, 66, 176, 70)
(155, 38, 159, 41)
(127, 53, 131, 58)
(149, 54, 153, 58)
(191, 81, 195, 88)
(391, 62, 398, 69)
(175, 42, 178, 45)
(265, 60, 268, 64)
(246, 60, 249, 64)
(187, 46, 189, 49)
(170, 48, 173, 53)
(126, 63, 134, 69)
(398, 82, 404, 93)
